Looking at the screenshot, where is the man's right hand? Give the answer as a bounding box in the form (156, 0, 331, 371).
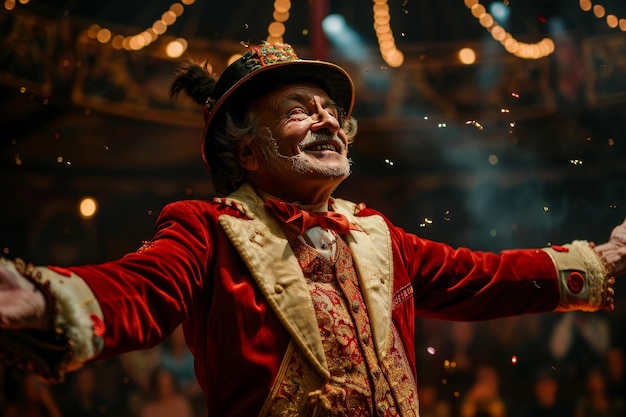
(0, 261, 49, 330)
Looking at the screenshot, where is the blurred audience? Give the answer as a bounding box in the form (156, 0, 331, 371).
(3, 371, 63, 417)
(138, 367, 194, 417)
(517, 369, 570, 417)
(574, 367, 625, 417)
(459, 365, 507, 417)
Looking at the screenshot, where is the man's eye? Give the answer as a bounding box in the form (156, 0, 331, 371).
(287, 108, 309, 120)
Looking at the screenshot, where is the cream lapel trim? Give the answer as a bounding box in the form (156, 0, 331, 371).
(332, 199, 395, 354)
(216, 184, 329, 379)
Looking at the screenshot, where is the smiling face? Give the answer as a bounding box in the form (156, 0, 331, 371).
(239, 83, 352, 204)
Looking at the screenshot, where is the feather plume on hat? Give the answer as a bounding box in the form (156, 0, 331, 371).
(169, 61, 217, 108)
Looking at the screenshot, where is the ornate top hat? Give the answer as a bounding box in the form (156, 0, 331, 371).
(200, 42, 355, 171)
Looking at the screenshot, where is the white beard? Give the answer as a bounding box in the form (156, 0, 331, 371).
(262, 128, 352, 178)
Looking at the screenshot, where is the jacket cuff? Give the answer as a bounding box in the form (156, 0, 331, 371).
(0, 260, 104, 381)
(34, 266, 105, 369)
(543, 240, 608, 312)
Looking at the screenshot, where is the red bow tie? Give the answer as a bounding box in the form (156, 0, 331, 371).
(265, 199, 360, 236)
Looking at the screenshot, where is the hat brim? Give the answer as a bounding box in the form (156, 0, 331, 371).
(201, 59, 355, 171)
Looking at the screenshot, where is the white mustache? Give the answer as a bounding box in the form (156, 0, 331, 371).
(298, 133, 346, 153)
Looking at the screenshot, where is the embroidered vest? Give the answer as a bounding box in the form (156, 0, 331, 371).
(260, 235, 402, 416)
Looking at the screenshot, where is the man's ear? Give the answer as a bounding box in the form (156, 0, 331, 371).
(237, 137, 260, 171)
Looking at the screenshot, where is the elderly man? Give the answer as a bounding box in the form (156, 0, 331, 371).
(0, 42, 625, 417)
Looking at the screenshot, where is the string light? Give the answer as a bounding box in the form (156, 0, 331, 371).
(266, 0, 291, 44)
(579, 0, 626, 31)
(3, 0, 30, 11)
(372, 0, 404, 67)
(464, 0, 555, 60)
(84, 0, 195, 52)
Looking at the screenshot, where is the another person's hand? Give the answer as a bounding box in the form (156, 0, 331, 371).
(0, 261, 49, 330)
(594, 217, 626, 278)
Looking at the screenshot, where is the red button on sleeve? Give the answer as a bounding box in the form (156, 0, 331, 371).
(567, 271, 585, 294)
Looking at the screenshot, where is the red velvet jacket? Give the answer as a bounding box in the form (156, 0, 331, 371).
(67, 184, 567, 416)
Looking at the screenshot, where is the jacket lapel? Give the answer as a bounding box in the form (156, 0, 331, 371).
(332, 199, 395, 354)
(217, 184, 395, 376)
(217, 184, 329, 379)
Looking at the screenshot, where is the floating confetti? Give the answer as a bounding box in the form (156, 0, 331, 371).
(427, 347, 436, 355)
(543, 206, 549, 212)
(501, 108, 510, 113)
(66, 161, 72, 166)
(509, 122, 516, 128)
(420, 217, 433, 228)
(384, 159, 395, 166)
(511, 355, 518, 364)
(570, 159, 583, 165)
(147, 210, 153, 216)
(240, 39, 250, 47)
(444, 210, 451, 221)
(511, 92, 520, 98)
(533, 281, 541, 288)
(104, 145, 109, 151)
(57, 156, 63, 163)
(465, 120, 484, 130)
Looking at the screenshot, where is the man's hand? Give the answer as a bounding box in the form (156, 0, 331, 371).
(0, 261, 49, 330)
(594, 217, 626, 278)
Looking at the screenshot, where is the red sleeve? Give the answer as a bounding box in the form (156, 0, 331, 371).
(361, 208, 561, 321)
(68, 200, 216, 358)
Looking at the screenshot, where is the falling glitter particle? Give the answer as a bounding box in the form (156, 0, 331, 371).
(608, 138, 615, 146)
(57, 156, 63, 163)
(609, 204, 617, 209)
(444, 210, 451, 221)
(465, 120, 484, 130)
(384, 159, 395, 166)
(2, 247, 8, 254)
(543, 206, 549, 212)
(147, 210, 153, 216)
(490, 229, 497, 237)
(244, 23, 249, 29)
(511, 355, 518, 364)
(19, 86, 26, 93)
(586, 137, 592, 142)
(15, 155, 22, 165)
(438, 123, 447, 128)
(501, 108, 510, 113)
(511, 92, 520, 98)
(427, 347, 436, 355)
(569, 159, 583, 166)
(533, 281, 541, 288)
(104, 145, 109, 151)
(240, 39, 250, 47)
(66, 161, 71, 166)
(509, 122, 516, 128)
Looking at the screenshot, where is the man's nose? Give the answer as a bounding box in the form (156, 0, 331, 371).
(310, 107, 340, 133)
